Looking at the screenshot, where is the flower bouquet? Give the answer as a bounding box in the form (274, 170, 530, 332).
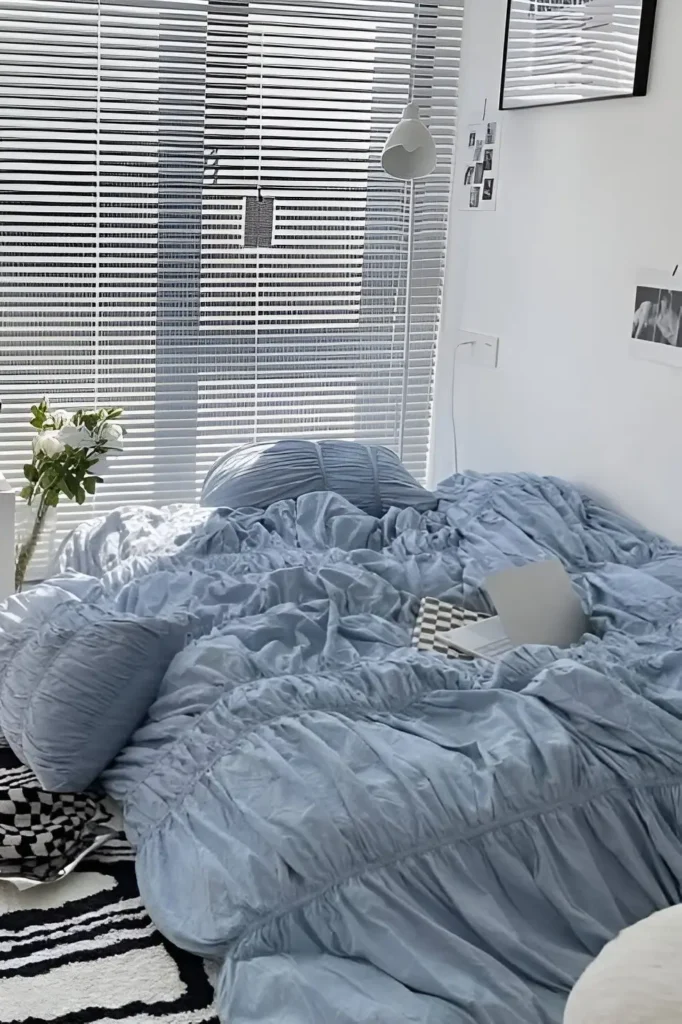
(15, 399, 126, 591)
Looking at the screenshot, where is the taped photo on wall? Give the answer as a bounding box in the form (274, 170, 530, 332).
(632, 286, 682, 347)
(459, 121, 500, 212)
(630, 269, 682, 369)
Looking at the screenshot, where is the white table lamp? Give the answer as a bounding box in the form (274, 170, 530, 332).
(381, 102, 437, 181)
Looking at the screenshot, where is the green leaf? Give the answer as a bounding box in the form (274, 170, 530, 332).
(30, 401, 47, 429)
(39, 466, 58, 489)
(58, 479, 74, 499)
(19, 485, 32, 500)
(75, 485, 86, 504)
(44, 490, 60, 508)
(82, 476, 97, 495)
(23, 463, 37, 482)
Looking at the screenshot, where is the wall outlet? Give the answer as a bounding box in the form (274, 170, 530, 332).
(458, 331, 499, 368)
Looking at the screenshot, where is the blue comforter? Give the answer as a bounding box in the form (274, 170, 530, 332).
(31, 475, 682, 1019)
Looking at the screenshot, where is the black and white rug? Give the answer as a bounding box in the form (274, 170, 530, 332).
(0, 747, 219, 1024)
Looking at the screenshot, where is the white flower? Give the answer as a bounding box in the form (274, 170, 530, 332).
(99, 421, 124, 453)
(34, 430, 65, 457)
(100, 421, 124, 444)
(51, 409, 71, 427)
(56, 423, 95, 450)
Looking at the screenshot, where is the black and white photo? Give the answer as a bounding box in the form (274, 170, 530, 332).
(632, 285, 682, 346)
(654, 290, 682, 345)
(459, 121, 501, 213)
(632, 286, 660, 342)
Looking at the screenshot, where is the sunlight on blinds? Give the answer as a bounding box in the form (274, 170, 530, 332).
(0, 0, 462, 550)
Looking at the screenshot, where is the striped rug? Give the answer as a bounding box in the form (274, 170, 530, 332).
(0, 749, 219, 1024)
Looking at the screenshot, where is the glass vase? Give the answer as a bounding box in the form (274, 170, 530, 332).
(14, 500, 58, 591)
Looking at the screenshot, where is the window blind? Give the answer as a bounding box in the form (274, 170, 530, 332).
(0, 0, 462, 549)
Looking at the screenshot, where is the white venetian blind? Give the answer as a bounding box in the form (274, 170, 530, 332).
(0, 0, 461, 543)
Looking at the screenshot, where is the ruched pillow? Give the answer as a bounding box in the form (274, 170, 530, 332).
(0, 598, 189, 792)
(200, 440, 437, 517)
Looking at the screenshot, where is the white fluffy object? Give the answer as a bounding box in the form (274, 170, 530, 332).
(564, 905, 682, 1024)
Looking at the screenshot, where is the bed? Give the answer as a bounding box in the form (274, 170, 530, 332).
(3, 469, 682, 1024)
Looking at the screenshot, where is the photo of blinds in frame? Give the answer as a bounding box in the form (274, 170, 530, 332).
(500, 0, 657, 109)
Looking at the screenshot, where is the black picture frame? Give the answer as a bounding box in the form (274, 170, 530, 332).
(500, 0, 658, 111)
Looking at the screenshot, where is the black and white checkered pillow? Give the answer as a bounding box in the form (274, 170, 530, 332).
(412, 596, 489, 658)
(0, 738, 110, 862)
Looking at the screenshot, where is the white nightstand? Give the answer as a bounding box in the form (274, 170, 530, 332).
(0, 474, 15, 602)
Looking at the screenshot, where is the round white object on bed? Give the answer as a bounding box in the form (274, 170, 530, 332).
(564, 905, 682, 1024)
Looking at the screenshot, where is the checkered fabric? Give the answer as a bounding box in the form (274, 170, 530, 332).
(0, 738, 110, 862)
(412, 597, 490, 658)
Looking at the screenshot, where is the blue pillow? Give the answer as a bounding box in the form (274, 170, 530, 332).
(0, 599, 188, 792)
(200, 440, 437, 517)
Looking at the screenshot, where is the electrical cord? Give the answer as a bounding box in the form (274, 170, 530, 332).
(450, 340, 474, 475)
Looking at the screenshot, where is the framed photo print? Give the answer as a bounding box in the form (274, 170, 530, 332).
(500, 0, 658, 110)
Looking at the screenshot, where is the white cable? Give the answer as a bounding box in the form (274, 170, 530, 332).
(450, 340, 474, 474)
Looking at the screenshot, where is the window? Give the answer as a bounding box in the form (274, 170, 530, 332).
(0, 0, 462, 543)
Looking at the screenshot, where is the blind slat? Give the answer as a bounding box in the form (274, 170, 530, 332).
(0, 0, 461, 576)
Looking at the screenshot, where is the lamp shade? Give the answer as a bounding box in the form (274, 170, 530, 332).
(381, 102, 437, 180)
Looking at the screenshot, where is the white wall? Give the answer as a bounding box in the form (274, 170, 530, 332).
(429, 0, 682, 542)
